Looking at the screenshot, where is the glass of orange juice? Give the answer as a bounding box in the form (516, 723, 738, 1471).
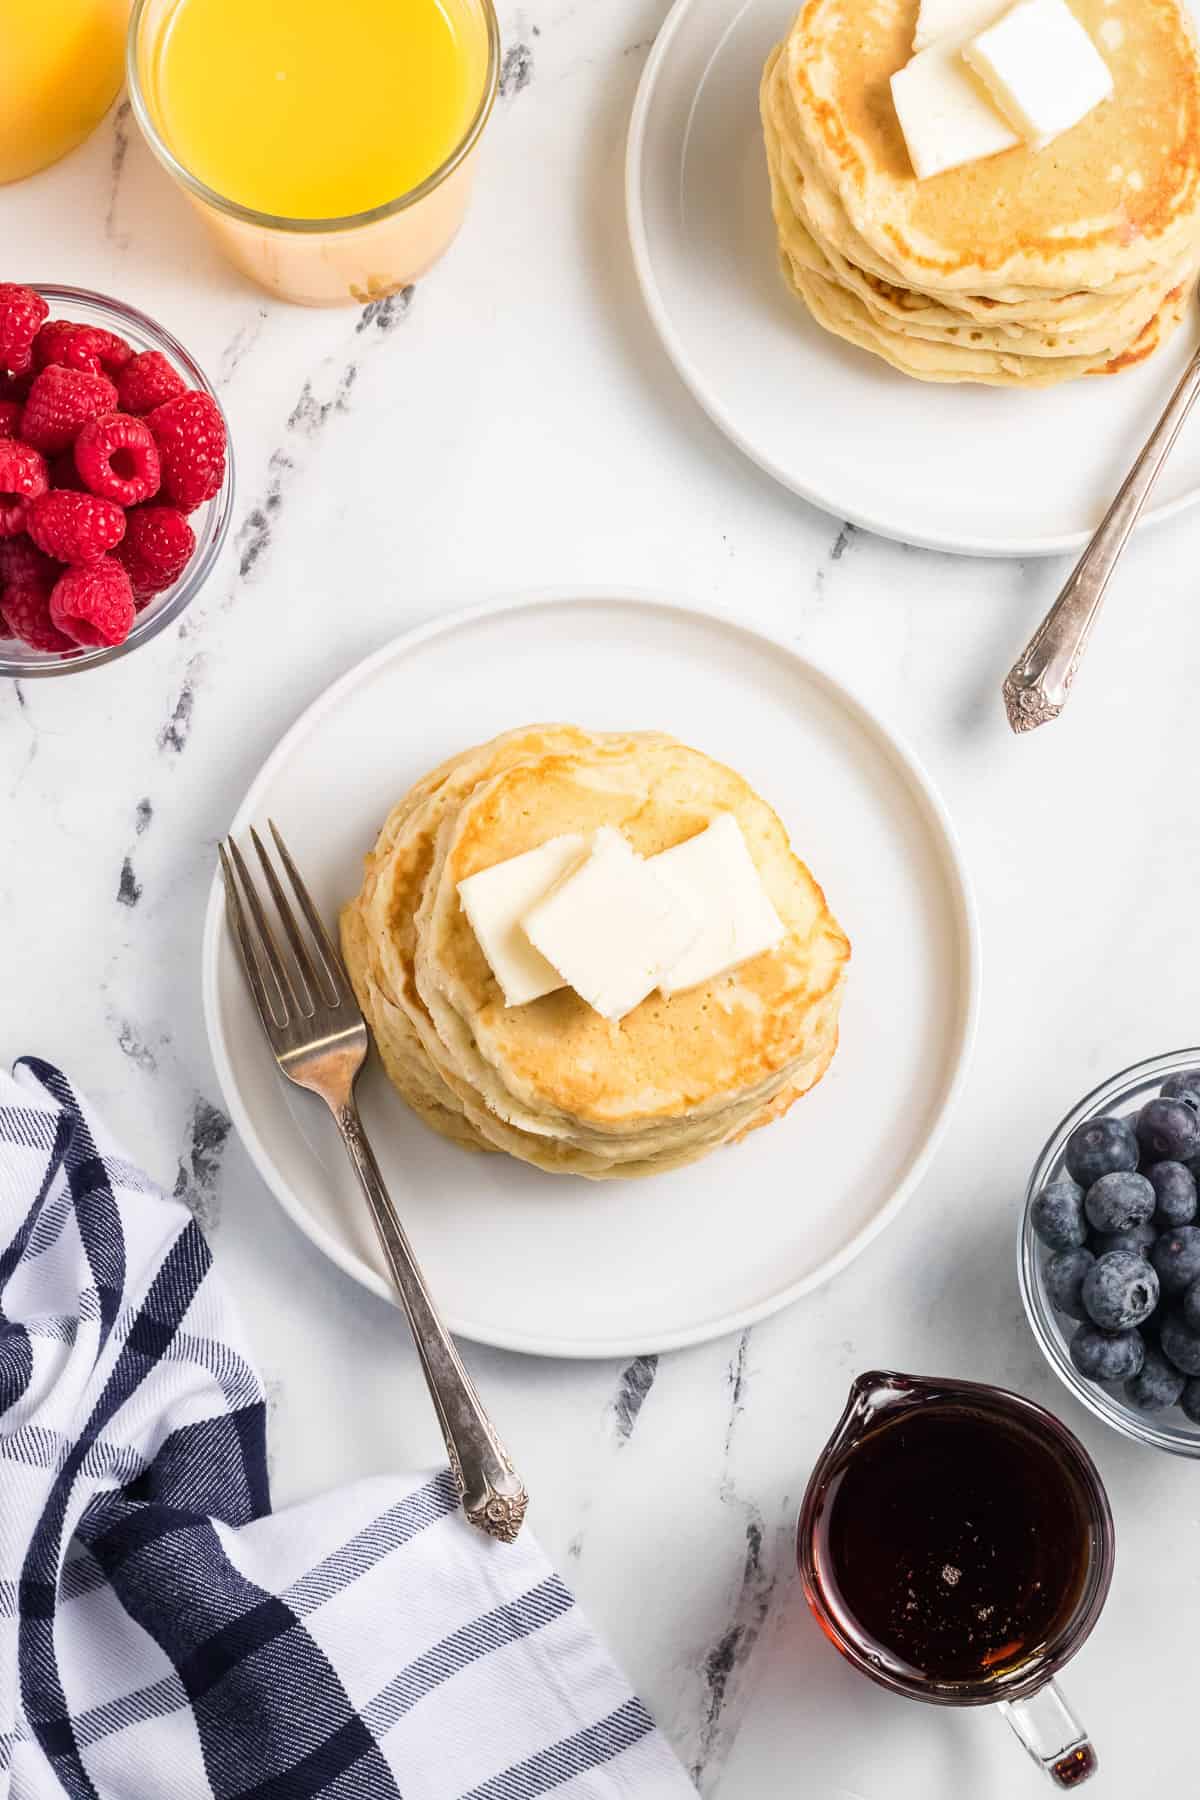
(127, 0, 499, 307)
(1, 1, 130, 185)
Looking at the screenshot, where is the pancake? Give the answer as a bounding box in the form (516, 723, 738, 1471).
(764, 84, 1195, 354)
(760, 3, 1200, 385)
(786, 256, 1190, 383)
(777, 0, 1200, 295)
(341, 726, 849, 1180)
(418, 737, 849, 1127)
(762, 45, 1173, 310)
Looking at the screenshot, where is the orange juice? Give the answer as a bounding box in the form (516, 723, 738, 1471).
(140, 0, 490, 220)
(0, 1, 129, 185)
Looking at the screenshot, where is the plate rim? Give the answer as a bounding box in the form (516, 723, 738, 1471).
(201, 587, 982, 1358)
(624, 0, 1200, 560)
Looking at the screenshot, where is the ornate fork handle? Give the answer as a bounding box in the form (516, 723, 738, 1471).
(334, 1098, 528, 1543)
(1003, 342, 1200, 734)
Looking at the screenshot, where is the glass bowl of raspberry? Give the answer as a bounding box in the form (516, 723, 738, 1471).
(0, 282, 234, 677)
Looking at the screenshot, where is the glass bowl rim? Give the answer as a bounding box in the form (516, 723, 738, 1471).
(125, 0, 502, 236)
(0, 282, 234, 680)
(1018, 1046, 1200, 1460)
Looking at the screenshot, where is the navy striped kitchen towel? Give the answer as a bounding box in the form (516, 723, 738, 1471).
(0, 1059, 694, 1800)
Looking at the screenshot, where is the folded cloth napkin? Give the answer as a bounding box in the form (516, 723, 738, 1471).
(0, 1060, 694, 1800)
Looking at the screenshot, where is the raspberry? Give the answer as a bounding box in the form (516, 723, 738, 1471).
(0, 285, 48, 375)
(91, 329, 133, 376)
(0, 371, 31, 403)
(33, 320, 106, 374)
(0, 401, 21, 439)
(21, 365, 118, 454)
(74, 411, 160, 506)
(0, 535, 52, 588)
(117, 350, 186, 415)
(27, 489, 125, 563)
(0, 440, 48, 537)
(148, 391, 226, 512)
(2, 584, 73, 651)
(0, 539, 70, 651)
(116, 504, 195, 599)
(48, 556, 135, 647)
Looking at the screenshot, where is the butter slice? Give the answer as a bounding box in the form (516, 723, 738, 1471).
(912, 0, 1009, 55)
(891, 40, 1019, 180)
(457, 834, 586, 1007)
(652, 815, 786, 998)
(523, 827, 700, 1022)
(963, 0, 1113, 148)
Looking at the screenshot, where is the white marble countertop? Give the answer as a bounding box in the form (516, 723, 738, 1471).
(4, 3, 1200, 1793)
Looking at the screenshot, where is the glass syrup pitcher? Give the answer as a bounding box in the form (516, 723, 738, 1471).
(797, 1371, 1114, 1788)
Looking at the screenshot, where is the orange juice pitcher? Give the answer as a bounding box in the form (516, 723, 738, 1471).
(0, 0, 131, 185)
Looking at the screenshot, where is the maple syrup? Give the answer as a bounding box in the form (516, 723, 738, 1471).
(813, 1400, 1090, 1688)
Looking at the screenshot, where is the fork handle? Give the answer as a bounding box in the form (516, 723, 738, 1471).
(1002, 342, 1200, 734)
(332, 1098, 529, 1543)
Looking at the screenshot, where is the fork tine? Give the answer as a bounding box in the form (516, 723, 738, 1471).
(249, 826, 317, 1017)
(268, 820, 346, 1006)
(219, 843, 289, 1035)
(225, 836, 300, 1024)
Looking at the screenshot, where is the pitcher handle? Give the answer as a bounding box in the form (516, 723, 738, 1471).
(998, 1682, 1098, 1787)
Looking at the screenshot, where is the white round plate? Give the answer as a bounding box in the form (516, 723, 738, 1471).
(202, 593, 979, 1358)
(626, 0, 1200, 558)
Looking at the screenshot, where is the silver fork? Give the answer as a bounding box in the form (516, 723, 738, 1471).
(219, 822, 528, 1543)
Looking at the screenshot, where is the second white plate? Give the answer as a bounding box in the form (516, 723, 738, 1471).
(626, 0, 1200, 557)
(202, 593, 978, 1358)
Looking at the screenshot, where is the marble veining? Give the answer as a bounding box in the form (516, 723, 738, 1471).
(157, 666, 199, 753)
(172, 1096, 232, 1234)
(116, 855, 142, 907)
(612, 1353, 659, 1442)
(499, 42, 535, 96)
(105, 99, 132, 248)
(5, 0, 1200, 1793)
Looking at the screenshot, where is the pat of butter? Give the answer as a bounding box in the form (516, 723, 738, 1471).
(963, 0, 1113, 148)
(651, 815, 786, 997)
(457, 833, 587, 1007)
(891, 39, 1019, 181)
(912, 0, 1009, 55)
(523, 827, 700, 1023)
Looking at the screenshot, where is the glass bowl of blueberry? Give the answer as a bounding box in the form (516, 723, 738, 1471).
(1020, 1050, 1200, 1457)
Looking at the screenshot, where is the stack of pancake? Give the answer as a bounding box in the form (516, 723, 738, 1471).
(761, 0, 1200, 384)
(341, 725, 850, 1180)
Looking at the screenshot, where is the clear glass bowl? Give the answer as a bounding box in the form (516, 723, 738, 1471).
(1019, 1049, 1200, 1458)
(0, 283, 234, 678)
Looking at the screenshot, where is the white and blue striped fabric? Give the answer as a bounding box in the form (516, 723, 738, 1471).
(0, 1060, 695, 1800)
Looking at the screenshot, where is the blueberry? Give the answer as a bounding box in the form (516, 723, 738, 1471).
(1031, 1178, 1087, 1250)
(1125, 1344, 1186, 1411)
(1147, 1161, 1198, 1228)
(1182, 1379, 1200, 1425)
(1136, 1097, 1200, 1165)
(1160, 1310, 1200, 1375)
(1070, 1325, 1145, 1382)
(1084, 1170, 1155, 1235)
(1182, 1277, 1200, 1335)
(1093, 1221, 1157, 1258)
(1044, 1247, 1096, 1321)
(1065, 1116, 1139, 1188)
(1161, 1072, 1200, 1113)
(1150, 1226, 1200, 1296)
(1082, 1250, 1160, 1330)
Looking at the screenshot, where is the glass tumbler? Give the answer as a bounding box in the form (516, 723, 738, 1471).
(126, 0, 500, 307)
